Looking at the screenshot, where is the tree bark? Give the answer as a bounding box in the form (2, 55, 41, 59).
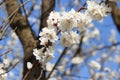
(39, 0, 55, 31)
(107, 1, 120, 32)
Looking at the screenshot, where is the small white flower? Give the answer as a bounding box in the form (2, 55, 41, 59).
(104, 67, 111, 72)
(60, 31, 80, 47)
(0, 68, 7, 80)
(73, 0, 79, 5)
(3, 58, 11, 68)
(57, 65, 65, 72)
(48, 77, 57, 80)
(76, 12, 92, 31)
(87, 1, 111, 20)
(71, 57, 84, 64)
(109, 71, 116, 78)
(12, 58, 19, 66)
(33, 48, 43, 61)
(34, 5, 41, 10)
(102, 53, 107, 59)
(33, 46, 55, 64)
(69, 31, 80, 44)
(60, 32, 71, 47)
(83, 37, 89, 45)
(8, 72, 14, 78)
(93, 72, 106, 80)
(11, 32, 18, 39)
(59, 10, 76, 31)
(114, 55, 120, 63)
(44, 53, 54, 64)
(89, 60, 101, 70)
(27, 62, 33, 69)
(39, 27, 58, 45)
(91, 28, 100, 38)
(44, 46, 55, 63)
(46, 62, 54, 71)
(109, 29, 116, 43)
(47, 11, 60, 28)
(28, 17, 37, 23)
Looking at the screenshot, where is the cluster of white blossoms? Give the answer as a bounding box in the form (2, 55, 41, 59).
(87, 0, 111, 20)
(0, 59, 9, 80)
(60, 31, 80, 47)
(39, 28, 58, 45)
(33, 46, 55, 65)
(0, 67, 7, 80)
(32, 0, 111, 65)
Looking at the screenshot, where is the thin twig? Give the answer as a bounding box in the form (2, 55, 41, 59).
(23, 69, 31, 80)
(46, 47, 68, 79)
(77, 2, 87, 12)
(28, 0, 37, 16)
(0, 13, 17, 39)
(0, 49, 12, 57)
(2, 0, 30, 28)
(20, 0, 30, 25)
(88, 42, 120, 53)
(0, 60, 20, 75)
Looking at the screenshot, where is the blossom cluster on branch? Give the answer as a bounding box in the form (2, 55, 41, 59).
(31, 0, 112, 66)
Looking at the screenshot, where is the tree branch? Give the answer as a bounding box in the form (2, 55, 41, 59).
(39, 0, 55, 32)
(107, 1, 120, 32)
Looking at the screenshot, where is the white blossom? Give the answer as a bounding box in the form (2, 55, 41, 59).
(102, 52, 108, 59)
(109, 29, 116, 43)
(48, 77, 57, 80)
(93, 72, 107, 80)
(60, 31, 80, 47)
(71, 57, 84, 64)
(76, 12, 92, 31)
(11, 32, 18, 39)
(104, 67, 111, 72)
(33, 48, 43, 61)
(8, 72, 14, 78)
(109, 71, 116, 78)
(114, 55, 120, 63)
(33, 46, 55, 64)
(87, 1, 111, 20)
(28, 17, 37, 23)
(73, 0, 79, 5)
(39, 27, 58, 45)
(60, 32, 72, 47)
(91, 28, 100, 38)
(57, 65, 65, 72)
(57, 49, 63, 54)
(27, 62, 33, 69)
(43, 46, 55, 63)
(2, 58, 11, 68)
(46, 62, 54, 71)
(0, 72, 7, 80)
(83, 28, 100, 45)
(59, 10, 76, 31)
(89, 60, 101, 70)
(34, 5, 41, 10)
(12, 58, 19, 66)
(47, 11, 60, 29)
(0, 65, 7, 80)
